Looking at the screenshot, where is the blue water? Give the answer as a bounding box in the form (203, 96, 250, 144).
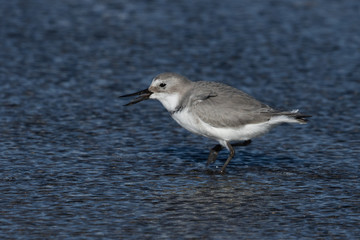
(1, 0, 359, 239)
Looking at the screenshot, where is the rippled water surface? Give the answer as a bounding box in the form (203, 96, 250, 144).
(1, 0, 359, 239)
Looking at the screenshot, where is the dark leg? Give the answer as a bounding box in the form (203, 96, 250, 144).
(233, 139, 252, 147)
(220, 142, 235, 174)
(220, 140, 251, 173)
(206, 144, 223, 166)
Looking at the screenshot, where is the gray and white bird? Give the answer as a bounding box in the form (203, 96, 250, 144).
(120, 72, 310, 173)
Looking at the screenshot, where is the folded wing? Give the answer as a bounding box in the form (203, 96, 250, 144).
(189, 81, 277, 128)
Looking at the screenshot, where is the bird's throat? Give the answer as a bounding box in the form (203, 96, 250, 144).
(151, 93, 181, 112)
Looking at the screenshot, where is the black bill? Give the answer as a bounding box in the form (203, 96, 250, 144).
(119, 89, 153, 106)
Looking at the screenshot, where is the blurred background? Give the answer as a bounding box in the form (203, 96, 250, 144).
(0, 0, 359, 239)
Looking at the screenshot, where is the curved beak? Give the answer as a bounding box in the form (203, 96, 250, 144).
(119, 89, 153, 106)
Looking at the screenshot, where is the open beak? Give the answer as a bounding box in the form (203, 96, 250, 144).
(119, 89, 153, 106)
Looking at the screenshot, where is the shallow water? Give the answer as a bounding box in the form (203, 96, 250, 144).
(1, 0, 359, 239)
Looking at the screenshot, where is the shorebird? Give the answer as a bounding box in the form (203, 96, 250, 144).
(120, 72, 310, 173)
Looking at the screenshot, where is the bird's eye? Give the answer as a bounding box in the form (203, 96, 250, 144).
(159, 83, 166, 88)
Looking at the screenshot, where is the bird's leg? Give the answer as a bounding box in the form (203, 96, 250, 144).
(233, 139, 252, 147)
(220, 142, 235, 174)
(208, 140, 251, 173)
(220, 140, 251, 173)
(206, 144, 223, 166)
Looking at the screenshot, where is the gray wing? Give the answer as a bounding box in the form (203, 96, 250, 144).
(187, 81, 276, 128)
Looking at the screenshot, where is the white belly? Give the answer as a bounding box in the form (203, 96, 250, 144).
(172, 111, 267, 142)
(171, 111, 296, 144)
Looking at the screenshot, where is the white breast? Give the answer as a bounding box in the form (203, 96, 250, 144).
(172, 110, 206, 136)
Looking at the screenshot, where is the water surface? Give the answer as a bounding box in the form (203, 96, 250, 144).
(0, 0, 359, 239)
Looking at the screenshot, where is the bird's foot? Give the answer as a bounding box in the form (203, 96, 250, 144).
(206, 144, 223, 166)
